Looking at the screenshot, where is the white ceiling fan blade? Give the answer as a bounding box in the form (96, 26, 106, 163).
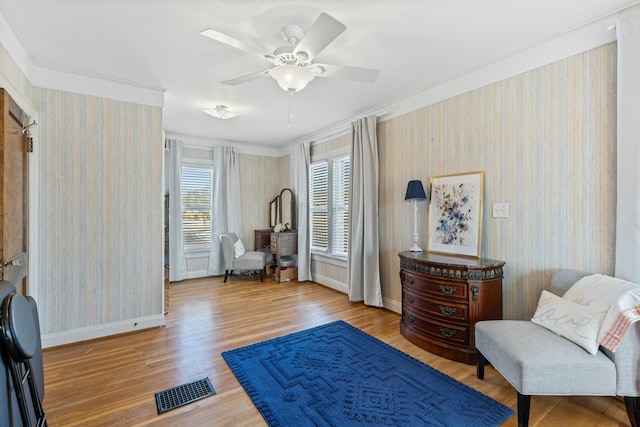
(200, 28, 275, 62)
(222, 68, 273, 86)
(293, 13, 346, 61)
(313, 64, 379, 83)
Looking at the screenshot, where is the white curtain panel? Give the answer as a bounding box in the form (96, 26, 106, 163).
(166, 139, 188, 281)
(290, 141, 312, 281)
(208, 145, 243, 276)
(615, 7, 640, 282)
(348, 116, 383, 307)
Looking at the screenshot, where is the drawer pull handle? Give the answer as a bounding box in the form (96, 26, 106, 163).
(439, 285, 456, 294)
(439, 327, 456, 338)
(406, 314, 415, 324)
(439, 306, 456, 316)
(407, 295, 415, 304)
(407, 276, 415, 285)
(471, 285, 479, 303)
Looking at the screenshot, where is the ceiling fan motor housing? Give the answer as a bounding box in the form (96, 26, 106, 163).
(281, 24, 305, 45)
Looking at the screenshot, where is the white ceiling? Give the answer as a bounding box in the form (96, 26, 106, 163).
(1, 0, 638, 148)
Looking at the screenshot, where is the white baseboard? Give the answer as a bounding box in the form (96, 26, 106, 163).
(311, 275, 402, 314)
(312, 274, 348, 294)
(186, 270, 211, 280)
(383, 297, 402, 314)
(41, 314, 166, 348)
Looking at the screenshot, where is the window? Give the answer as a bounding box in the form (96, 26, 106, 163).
(310, 161, 328, 251)
(309, 154, 350, 257)
(181, 164, 213, 250)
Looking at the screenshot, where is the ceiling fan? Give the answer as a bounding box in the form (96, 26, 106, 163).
(200, 12, 379, 94)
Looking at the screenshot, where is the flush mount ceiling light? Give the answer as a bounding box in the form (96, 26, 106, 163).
(204, 105, 239, 119)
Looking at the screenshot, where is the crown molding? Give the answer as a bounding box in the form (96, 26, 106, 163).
(32, 65, 165, 107)
(165, 132, 282, 157)
(0, 6, 164, 107)
(290, 3, 634, 147)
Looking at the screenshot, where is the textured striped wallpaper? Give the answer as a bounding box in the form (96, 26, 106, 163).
(36, 88, 164, 334)
(377, 43, 616, 318)
(239, 153, 285, 245)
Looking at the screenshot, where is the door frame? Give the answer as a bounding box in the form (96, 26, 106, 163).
(0, 75, 39, 304)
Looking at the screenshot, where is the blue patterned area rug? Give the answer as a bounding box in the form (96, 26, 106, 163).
(222, 320, 514, 426)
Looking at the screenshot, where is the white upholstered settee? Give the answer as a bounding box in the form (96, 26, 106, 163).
(475, 269, 640, 427)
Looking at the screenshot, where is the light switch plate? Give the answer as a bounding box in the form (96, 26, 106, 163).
(493, 203, 509, 218)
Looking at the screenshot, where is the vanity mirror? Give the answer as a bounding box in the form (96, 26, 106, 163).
(269, 196, 279, 228)
(267, 188, 295, 231)
(279, 188, 295, 231)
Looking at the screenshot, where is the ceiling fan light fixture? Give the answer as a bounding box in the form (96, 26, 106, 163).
(204, 104, 239, 119)
(270, 65, 315, 93)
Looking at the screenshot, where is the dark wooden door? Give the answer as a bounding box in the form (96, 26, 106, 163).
(0, 88, 29, 295)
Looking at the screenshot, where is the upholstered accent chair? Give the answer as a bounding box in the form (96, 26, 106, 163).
(475, 269, 640, 427)
(219, 232, 266, 283)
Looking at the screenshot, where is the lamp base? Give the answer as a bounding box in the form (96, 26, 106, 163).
(409, 245, 423, 253)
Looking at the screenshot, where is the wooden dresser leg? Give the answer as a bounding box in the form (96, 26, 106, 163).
(517, 392, 530, 427)
(625, 396, 640, 427)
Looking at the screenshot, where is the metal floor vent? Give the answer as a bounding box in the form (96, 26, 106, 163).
(155, 377, 216, 414)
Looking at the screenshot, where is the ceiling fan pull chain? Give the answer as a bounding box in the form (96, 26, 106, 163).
(288, 91, 294, 129)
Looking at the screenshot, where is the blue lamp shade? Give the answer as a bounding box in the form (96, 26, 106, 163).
(405, 180, 427, 201)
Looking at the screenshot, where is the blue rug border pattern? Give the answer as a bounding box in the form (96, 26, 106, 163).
(222, 320, 514, 426)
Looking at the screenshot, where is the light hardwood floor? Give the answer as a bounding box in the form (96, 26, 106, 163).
(42, 276, 630, 426)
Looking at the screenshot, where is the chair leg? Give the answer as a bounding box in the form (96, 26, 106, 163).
(517, 392, 530, 427)
(259, 268, 264, 282)
(224, 270, 230, 282)
(477, 350, 486, 379)
(625, 396, 640, 427)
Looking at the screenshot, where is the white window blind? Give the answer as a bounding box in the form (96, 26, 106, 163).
(309, 155, 350, 257)
(309, 161, 328, 251)
(181, 165, 213, 250)
(332, 156, 350, 256)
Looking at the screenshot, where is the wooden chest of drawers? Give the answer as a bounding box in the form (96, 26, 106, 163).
(254, 228, 272, 250)
(398, 251, 505, 364)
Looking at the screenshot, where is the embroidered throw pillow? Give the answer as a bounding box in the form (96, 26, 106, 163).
(531, 290, 610, 355)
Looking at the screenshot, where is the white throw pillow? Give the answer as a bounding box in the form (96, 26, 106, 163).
(531, 290, 610, 355)
(563, 274, 640, 348)
(233, 239, 246, 258)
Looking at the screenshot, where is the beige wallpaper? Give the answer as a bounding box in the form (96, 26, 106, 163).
(239, 153, 285, 246)
(36, 88, 164, 334)
(378, 43, 616, 319)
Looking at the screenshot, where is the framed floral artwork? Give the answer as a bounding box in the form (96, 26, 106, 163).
(427, 171, 484, 258)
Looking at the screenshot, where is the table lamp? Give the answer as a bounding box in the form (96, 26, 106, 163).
(405, 180, 427, 252)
